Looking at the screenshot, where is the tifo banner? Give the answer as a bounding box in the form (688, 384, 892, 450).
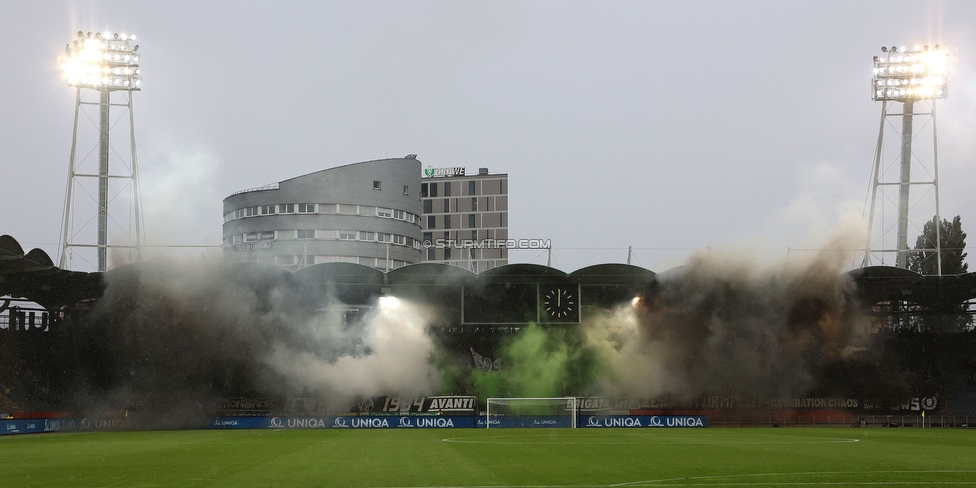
(582, 415, 708, 428)
(353, 396, 478, 415)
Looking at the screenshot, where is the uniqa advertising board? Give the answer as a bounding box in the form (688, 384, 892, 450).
(210, 416, 477, 429)
(208, 415, 708, 430)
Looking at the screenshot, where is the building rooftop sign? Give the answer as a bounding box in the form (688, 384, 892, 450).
(423, 166, 465, 178)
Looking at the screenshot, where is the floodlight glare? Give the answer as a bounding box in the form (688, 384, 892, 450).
(62, 30, 141, 91)
(872, 45, 946, 102)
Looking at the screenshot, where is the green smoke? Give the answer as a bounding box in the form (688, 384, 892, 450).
(468, 324, 603, 399)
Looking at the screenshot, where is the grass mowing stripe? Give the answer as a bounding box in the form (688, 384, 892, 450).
(1, 428, 974, 487)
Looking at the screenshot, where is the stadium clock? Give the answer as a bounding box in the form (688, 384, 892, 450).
(542, 285, 579, 322)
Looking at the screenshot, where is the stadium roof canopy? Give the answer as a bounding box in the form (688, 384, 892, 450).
(0, 235, 103, 309)
(4, 234, 976, 313)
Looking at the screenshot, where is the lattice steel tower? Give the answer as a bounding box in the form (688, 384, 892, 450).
(861, 45, 948, 274)
(59, 31, 144, 272)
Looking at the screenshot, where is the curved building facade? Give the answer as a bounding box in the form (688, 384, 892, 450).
(222, 157, 423, 271)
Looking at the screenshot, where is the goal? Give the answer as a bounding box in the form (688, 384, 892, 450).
(484, 397, 578, 428)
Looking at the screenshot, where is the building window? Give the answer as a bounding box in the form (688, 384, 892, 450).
(444, 215, 452, 229)
(262, 205, 276, 214)
(377, 207, 393, 218)
(403, 185, 409, 195)
(373, 180, 381, 190)
(339, 231, 357, 240)
(429, 183, 438, 198)
(279, 256, 295, 265)
(443, 199, 450, 212)
(297, 229, 315, 239)
(444, 182, 452, 197)
(423, 200, 432, 213)
(359, 231, 374, 241)
(393, 235, 406, 245)
(393, 209, 406, 220)
(444, 248, 452, 260)
(421, 183, 428, 198)
(428, 215, 436, 229)
(471, 197, 478, 212)
(298, 203, 315, 213)
(377, 233, 392, 243)
(279, 204, 295, 213)
(427, 248, 436, 260)
(468, 214, 476, 228)
(469, 180, 476, 195)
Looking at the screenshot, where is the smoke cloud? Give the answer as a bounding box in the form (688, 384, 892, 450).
(469, 239, 877, 403)
(589, 244, 868, 401)
(75, 257, 441, 424)
(67, 228, 897, 422)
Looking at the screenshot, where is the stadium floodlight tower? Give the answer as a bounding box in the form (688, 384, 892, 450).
(861, 45, 948, 274)
(60, 31, 144, 272)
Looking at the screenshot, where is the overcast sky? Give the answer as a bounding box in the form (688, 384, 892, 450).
(2, 0, 975, 273)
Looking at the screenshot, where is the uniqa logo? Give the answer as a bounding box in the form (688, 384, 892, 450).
(414, 418, 454, 428)
(603, 417, 642, 427)
(351, 418, 390, 428)
(586, 416, 602, 427)
(666, 417, 704, 427)
(398, 418, 414, 428)
(270, 417, 284, 428)
(648, 416, 664, 427)
(333, 417, 349, 428)
(287, 418, 327, 428)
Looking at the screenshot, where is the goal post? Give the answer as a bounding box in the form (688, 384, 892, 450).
(485, 397, 578, 428)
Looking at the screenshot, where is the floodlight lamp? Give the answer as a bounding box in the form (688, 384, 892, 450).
(871, 44, 947, 102)
(63, 31, 142, 91)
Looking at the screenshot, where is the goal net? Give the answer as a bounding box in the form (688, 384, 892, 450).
(485, 397, 578, 428)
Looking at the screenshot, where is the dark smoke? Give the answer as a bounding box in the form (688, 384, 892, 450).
(67, 258, 439, 427)
(592, 247, 869, 401)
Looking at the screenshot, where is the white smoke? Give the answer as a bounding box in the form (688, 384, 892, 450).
(266, 297, 441, 409)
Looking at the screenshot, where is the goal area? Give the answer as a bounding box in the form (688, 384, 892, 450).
(485, 397, 578, 428)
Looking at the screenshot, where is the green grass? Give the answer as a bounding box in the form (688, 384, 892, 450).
(1, 427, 975, 487)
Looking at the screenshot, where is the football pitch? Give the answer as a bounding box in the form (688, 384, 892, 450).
(2, 427, 975, 487)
